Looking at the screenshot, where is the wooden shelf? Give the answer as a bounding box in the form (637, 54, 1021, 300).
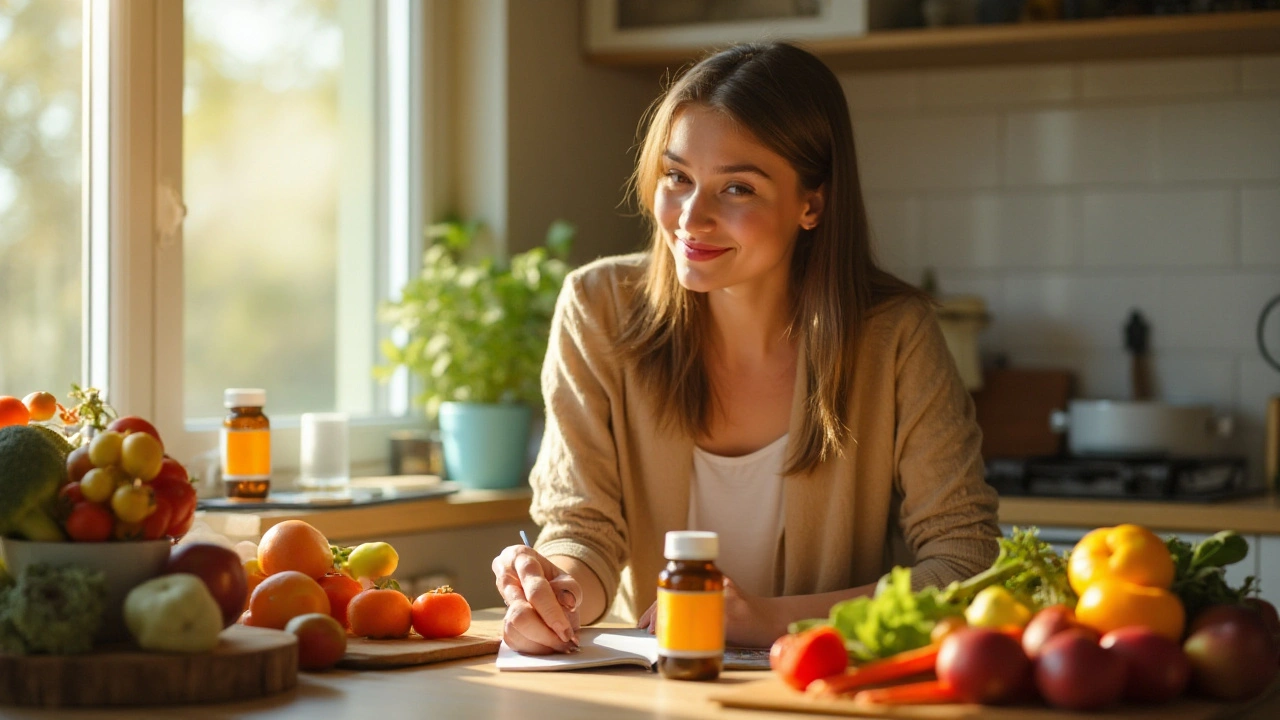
(586, 11, 1280, 73)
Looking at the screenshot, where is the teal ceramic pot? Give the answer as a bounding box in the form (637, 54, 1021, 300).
(438, 402, 532, 489)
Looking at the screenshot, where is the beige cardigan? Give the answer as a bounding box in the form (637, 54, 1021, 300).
(531, 254, 1000, 622)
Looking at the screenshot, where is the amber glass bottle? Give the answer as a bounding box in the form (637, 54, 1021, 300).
(656, 531, 724, 681)
(221, 388, 271, 499)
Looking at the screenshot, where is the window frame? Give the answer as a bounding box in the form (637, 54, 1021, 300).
(92, 0, 434, 479)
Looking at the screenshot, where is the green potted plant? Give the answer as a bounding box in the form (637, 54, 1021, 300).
(378, 218, 574, 489)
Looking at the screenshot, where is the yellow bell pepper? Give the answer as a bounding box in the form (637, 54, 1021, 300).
(963, 586, 1032, 629)
(1074, 579, 1185, 640)
(1067, 524, 1174, 595)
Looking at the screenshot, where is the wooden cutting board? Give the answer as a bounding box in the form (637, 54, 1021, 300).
(0, 624, 296, 708)
(338, 634, 501, 669)
(336, 611, 504, 669)
(711, 677, 1280, 720)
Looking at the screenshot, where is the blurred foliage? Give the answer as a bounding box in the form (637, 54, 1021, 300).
(0, 0, 83, 397)
(378, 220, 575, 419)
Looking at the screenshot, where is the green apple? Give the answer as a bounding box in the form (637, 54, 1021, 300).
(124, 573, 224, 653)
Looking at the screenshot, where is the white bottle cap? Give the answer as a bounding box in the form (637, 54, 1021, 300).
(224, 388, 266, 408)
(665, 531, 718, 560)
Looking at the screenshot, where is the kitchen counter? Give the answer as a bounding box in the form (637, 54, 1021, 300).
(5, 610, 1277, 719)
(998, 493, 1280, 536)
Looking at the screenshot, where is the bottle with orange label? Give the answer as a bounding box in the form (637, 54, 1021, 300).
(221, 388, 271, 499)
(656, 530, 724, 681)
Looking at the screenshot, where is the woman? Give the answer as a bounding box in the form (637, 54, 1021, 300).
(492, 42, 999, 653)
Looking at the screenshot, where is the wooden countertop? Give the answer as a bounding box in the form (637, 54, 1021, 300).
(4, 610, 1278, 719)
(998, 493, 1280, 535)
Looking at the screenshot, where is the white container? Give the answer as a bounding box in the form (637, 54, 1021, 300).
(299, 412, 350, 490)
(1050, 400, 1234, 457)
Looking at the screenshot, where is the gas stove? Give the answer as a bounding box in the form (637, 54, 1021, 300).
(984, 455, 1260, 502)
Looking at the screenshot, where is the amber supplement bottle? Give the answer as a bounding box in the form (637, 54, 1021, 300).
(656, 530, 724, 681)
(221, 388, 271, 499)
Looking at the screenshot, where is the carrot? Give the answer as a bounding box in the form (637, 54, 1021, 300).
(806, 643, 941, 696)
(853, 679, 959, 706)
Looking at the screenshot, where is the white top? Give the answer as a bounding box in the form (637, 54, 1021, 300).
(687, 434, 788, 597)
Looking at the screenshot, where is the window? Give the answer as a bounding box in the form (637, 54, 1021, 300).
(0, 0, 83, 397)
(4, 0, 430, 474)
(183, 0, 356, 419)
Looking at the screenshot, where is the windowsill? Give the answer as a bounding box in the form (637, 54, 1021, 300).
(196, 486, 532, 543)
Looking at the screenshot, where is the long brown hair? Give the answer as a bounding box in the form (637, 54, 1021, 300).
(619, 42, 925, 475)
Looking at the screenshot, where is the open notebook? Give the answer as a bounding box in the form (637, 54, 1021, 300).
(495, 628, 771, 672)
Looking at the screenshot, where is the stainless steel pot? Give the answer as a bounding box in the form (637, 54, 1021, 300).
(1049, 400, 1234, 457)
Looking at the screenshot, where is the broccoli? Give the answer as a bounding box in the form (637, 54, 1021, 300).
(0, 563, 106, 655)
(0, 425, 69, 541)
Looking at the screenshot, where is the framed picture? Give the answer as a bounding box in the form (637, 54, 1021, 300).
(583, 0, 867, 55)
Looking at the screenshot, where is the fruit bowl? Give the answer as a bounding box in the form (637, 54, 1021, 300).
(0, 538, 172, 643)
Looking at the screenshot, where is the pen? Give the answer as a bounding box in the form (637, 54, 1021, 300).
(519, 529, 579, 651)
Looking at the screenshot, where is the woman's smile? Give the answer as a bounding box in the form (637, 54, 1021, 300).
(679, 237, 731, 262)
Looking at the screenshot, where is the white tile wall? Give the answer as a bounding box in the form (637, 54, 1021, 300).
(1242, 185, 1280, 265)
(1005, 107, 1160, 185)
(1242, 56, 1280, 91)
(845, 54, 1280, 486)
(1081, 58, 1238, 99)
(855, 114, 1002, 191)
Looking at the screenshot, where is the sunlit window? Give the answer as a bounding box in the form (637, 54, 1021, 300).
(183, 0, 353, 419)
(0, 0, 82, 396)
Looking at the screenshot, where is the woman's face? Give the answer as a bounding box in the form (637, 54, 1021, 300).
(655, 105, 822, 297)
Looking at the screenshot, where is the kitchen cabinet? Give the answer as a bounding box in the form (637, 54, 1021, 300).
(586, 11, 1280, 73)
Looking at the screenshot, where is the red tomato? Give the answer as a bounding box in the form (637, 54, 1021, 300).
(107, 415, 163, 449)
(769, 626, 849, 691)
(141, 496, 174, 540)
(411, 587, 472, 639)
(65, 502, 114, 542)
(56, 482, 85, 519)
(317, 572, 364, 628)
(151, 464, 197, 538)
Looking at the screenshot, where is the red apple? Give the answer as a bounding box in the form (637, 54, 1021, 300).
(937, 628, 1032, 705)
(107, 415, 164, 449)
(1022, 604, 1091, 659)
(1100, 626, 1190, 704)
(1242, 597, 1280, 665)
(1183, 605, 1278, 701)
(164, 543, 247, 628)
(1035, 628, 1127, 711)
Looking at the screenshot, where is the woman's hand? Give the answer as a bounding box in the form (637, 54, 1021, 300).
(492, 544, 581, 654)
(636, 576, 785, 648)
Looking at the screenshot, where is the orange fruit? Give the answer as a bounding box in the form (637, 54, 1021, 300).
(0, 396, 31, 428)
(257, 520, 333, 579)
(22, 392, 58, 422)
(247, 570, 331, 630)
(411, 586, 472, 639)
(244, 558, 269, 611)
(347, 588, 413, 639)
(317, 572, 364, 629)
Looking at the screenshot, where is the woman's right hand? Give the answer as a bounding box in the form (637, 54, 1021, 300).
(492, 544, 581, 654)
